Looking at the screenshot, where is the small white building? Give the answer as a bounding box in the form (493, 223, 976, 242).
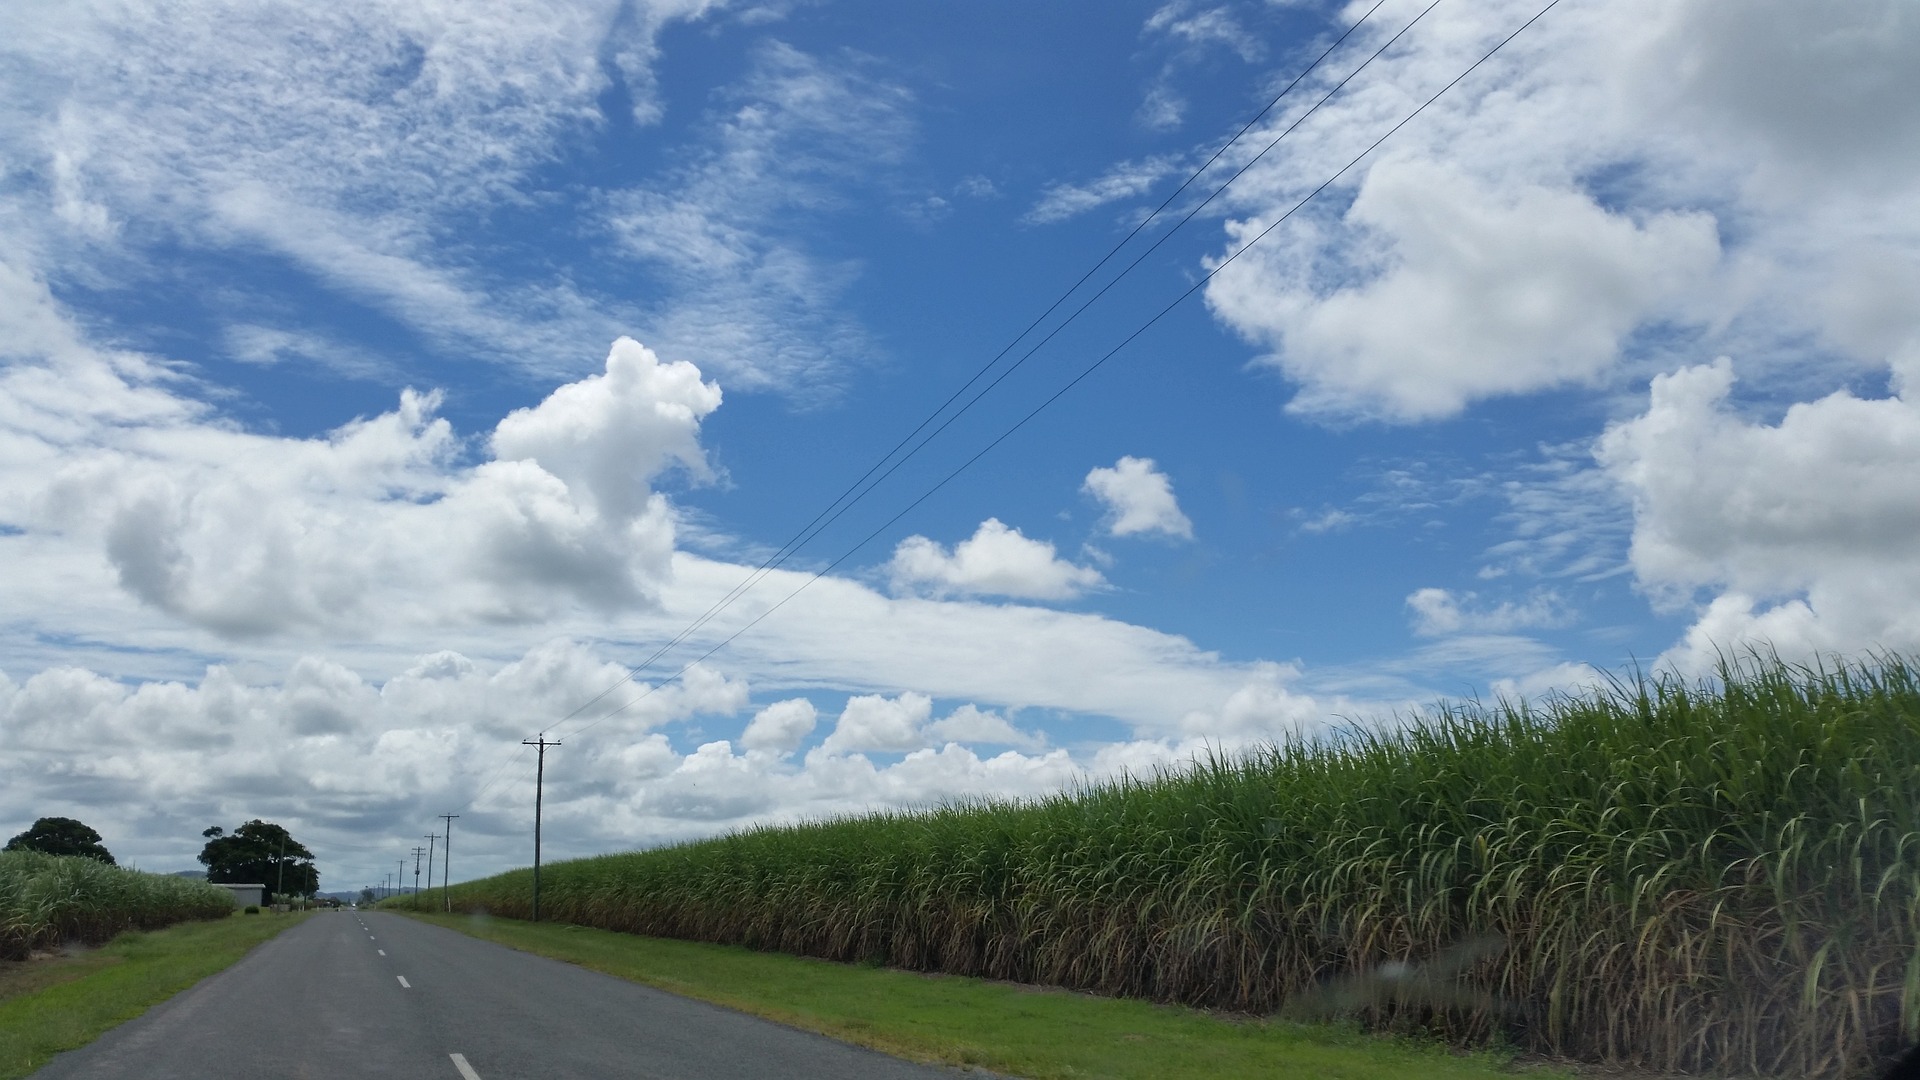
(213, 883, 265, 908)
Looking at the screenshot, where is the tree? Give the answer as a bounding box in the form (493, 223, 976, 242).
(198, 820, 318, 899)
(358, 887, 377, 906)
(4, 817, 116, 864)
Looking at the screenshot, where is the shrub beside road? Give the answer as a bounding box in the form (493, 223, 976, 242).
(0, 851, 233, 960)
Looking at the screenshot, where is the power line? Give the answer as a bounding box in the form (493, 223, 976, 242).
(429, 0, 1564, 875)
(458, 0, 1405, 786)
(554, 0, 1558, 746)
(508, 33, 1445, 760)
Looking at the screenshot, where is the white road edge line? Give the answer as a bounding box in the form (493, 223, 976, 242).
(397, 976, 411, 988)
(450, 1053, 482, 1080)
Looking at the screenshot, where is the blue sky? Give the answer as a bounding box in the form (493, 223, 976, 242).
(3, 0, 1918, 890)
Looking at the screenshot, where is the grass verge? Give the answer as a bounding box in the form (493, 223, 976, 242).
(0, 911, 310, 1079)
(403, 911, 1574, 1080)
(408, 655, 1920, 1077)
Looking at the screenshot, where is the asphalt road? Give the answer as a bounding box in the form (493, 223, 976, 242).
(32, 910, 961, 1079)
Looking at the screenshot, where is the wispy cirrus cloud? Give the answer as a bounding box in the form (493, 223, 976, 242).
(2, 0, 734, 373)
(605, 41, 916, 398)
(0, 0, 915, 398)
(1024, 155, 1185, 225)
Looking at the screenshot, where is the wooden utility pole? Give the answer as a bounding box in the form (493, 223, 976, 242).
(522, 734, 561, 923)
(410, 846, 426, 899)
(423, 833, 438, 896)
(439, 814, 459, 912)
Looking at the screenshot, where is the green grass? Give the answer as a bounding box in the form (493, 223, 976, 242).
(0, 851, 235, 959)
(400, 653, 1920, 1078)
(404, 910, 1572, 1080)
(0, 910, 309, 1079)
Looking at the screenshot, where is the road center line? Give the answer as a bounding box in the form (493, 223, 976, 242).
(450, 1053, 482, 1080)
(397, 975, 411, 988)
(378, 949, 386, 956)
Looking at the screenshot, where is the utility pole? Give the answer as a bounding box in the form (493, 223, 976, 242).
(439, 814, 459, 912)
(276, 837, 286, 905)
(410, 846, 426, 901)
(397, 860, 408, 897)
(423, 833, 438, 896)
(522, 734, 561, 923)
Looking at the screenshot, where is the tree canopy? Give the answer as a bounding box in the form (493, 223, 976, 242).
(4, 817, 116, 864)
(199, 820, 318, 898)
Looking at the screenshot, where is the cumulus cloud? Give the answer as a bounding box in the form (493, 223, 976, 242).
(1177, 661, 1318, 739)
(1623, 0, 1920, 200)
(820, 692, 933, 754)
(1171, 0, 1920, 422)
(1405, 587, 1570, 638)
(0, 645, 1102, 883)
(887, 519, 1105, 601)
(5, 333, 718, 638)
(926, 704, 1045, 751)
(493, 337, 720, 521)
(1083, 456, 1194, 539)
(1597, 357, 1920, 672)
(739, 697, 817, 754)
(0, 288, 1330, 748)
(1210, 160, 1719, 420)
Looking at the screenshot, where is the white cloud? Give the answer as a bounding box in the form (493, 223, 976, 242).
(1132, 1, 1264, 132)
(1175, 0, 1920, 421)
(1597, 357, 1920, 672)
(1489, 661, 1602, 703)
(1209, 160, 1719, 421)
(0, 642, 767, 879)
(1297, 508, 1356, 535)
(1405, 587, 1570, 638)
(492, 338, 720, 522)
(0, 0, 731, 378)
(927, 704, 1045, 751)
(1083, 455, 1194, 539)
(1622, 0, 1920, 201)
(604, 41, 914, 396)
(820, 692, 932, 754)
(1025, 156, 1183, 225)
(1177, 662, 1319, 739)
(3, 326, 718, 638)
(1144, 3, 1261, 62)
(739, 697, 817, 754)
(888, 519, 1105, 601)
(0, 288, 1330, 744)
(0, 1, 914, 396)
(1136, 85, 1187, 132)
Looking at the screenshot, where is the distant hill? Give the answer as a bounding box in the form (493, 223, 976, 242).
(170, 870, 207, 880)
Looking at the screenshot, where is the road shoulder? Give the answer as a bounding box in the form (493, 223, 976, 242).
(397, 910, 1570, 1080)
(0, 911, 312, 1079)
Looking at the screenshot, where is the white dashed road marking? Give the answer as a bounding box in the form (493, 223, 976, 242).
(378, 949, 386, 956)
(397, 976, 410, 988)
(450, 1053, 483, 1079)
